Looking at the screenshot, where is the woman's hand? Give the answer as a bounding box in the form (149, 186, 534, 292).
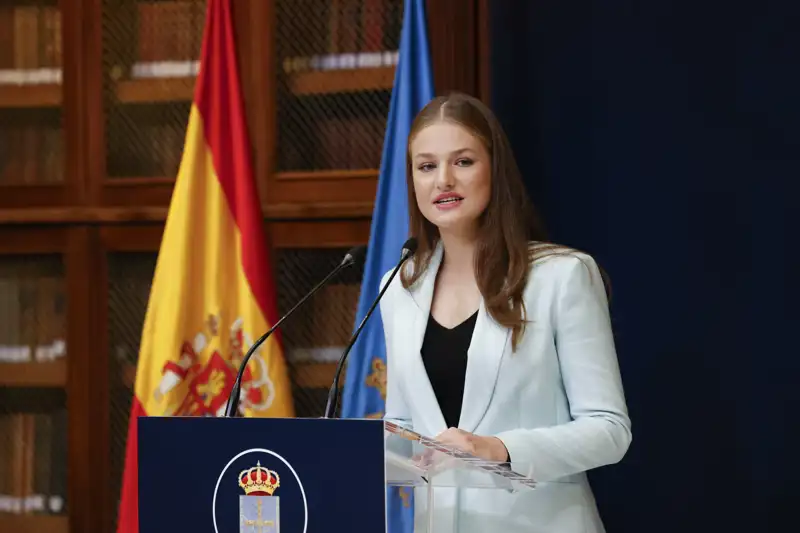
(435, 428, 509, 462)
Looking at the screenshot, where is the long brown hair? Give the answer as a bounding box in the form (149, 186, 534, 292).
(400, 92, 579, 351)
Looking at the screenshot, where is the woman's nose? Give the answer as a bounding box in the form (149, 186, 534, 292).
(434, 166, 454, 190)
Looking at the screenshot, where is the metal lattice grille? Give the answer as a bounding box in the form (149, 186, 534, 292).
(107, 252, 155, 525)
(102, 0, 206, 179)
(0, 256, 67, 517)
(0, 2, 64, 185)
(274, 249, 363, 417)
(106, 248, 363, 518)
(275, 0, 403, 171)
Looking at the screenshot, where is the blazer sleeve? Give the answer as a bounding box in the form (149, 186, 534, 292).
(495, 254, 632, 483)
(380, 271, 414, 431)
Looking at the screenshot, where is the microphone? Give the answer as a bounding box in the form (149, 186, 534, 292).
(323, 237, 418, 419)
(223, 244, 367, 417)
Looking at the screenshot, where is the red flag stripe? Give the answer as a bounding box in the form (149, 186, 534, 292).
(194, 0, 281, 336)
(116, 397, 146, 533)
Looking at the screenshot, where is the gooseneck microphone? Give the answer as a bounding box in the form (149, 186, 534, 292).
(224, 245, 367, 417)
(323, 237, 418, 419)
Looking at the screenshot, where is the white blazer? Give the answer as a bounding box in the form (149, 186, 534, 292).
(381, 242, 632, 533)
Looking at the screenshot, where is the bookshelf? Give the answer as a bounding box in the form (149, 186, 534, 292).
(0, 0, 490, 532)
(0, 2, 64, 193)
(0, 249, 68, 530)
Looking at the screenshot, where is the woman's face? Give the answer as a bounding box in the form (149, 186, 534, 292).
(409, 121, 492, 237)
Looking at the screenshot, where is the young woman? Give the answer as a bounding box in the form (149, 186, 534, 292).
(380, 93, 631, 532)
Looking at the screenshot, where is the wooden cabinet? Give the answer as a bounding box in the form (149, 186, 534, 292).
(0, 228, 70, 533)
(0, 1, 488, 532)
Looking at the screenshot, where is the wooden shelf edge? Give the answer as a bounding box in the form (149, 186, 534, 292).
(109, 66, 393, 105)
(0, 84, 62, 108)
(275, 169, 379, 182)
(104, 177, 176, 186)
(0, 203, 374, 224)
(286, 67, 395, 96)
(0, 513, 69, 533)
(0, 182, 65, 190)
(0, 207, 168, 224)
(264, 201, 374, 219)
(115, 77, 196, 104)
(0, 360, 68, 387)
(112, 67, 394, 104)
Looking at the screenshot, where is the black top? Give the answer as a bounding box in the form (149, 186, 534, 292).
(420, 310, 478, 429)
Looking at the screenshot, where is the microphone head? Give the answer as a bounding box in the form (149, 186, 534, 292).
(401, 237, 418, 259)
(342, 245, 368, 267)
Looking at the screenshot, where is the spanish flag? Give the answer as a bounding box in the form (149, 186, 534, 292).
(115, 1, 294, 531)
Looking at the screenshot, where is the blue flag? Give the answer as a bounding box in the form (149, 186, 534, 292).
(340, 0, 435, 531)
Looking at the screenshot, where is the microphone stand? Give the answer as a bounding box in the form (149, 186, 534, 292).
(224, 246, 365, 418)
(323, 239, 417, 419)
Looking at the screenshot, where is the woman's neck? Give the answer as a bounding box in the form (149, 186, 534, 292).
(439, 230, 478, 278)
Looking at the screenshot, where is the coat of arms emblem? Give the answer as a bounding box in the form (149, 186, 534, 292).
(151, 314, 276, 417)
(239, 461, 280, 532)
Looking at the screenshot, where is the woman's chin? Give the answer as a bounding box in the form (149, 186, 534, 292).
(426, 213, 479, 235)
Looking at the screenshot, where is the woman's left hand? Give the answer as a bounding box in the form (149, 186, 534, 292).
(435, 428, 509, 462)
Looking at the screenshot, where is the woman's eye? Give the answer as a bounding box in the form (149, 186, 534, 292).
(418, 162, 436, 172)
(455, 158, 474, 167)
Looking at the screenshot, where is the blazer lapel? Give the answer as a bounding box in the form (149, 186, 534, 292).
(401, 242, 510, 435)
(458, 298, 510, 433)
(404, 244, 448, 434)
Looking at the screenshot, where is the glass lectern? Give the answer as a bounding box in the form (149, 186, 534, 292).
(384, 421, 571, 532)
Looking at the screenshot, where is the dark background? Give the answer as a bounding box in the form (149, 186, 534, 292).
(490, 1, 799, 531)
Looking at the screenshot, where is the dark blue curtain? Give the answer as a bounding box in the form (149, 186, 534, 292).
(490, 2, 799, 531)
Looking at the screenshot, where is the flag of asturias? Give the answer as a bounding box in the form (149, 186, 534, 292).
(115, 1, 294, 532)
(340, 0, 435, 531)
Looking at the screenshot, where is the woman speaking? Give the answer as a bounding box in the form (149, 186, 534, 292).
(380, 92, 631, 532)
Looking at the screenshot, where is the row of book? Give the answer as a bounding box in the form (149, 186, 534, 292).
(282, 50, 399, 75)
(135, 0, 206, 65)
(0, 412, 68, 515)
(0, 0, 403, 86)
(0, 126, 63, 186)
(0, 6, 62, 74)
(106, 122, 186, 179)
(126, 51, 400, 81)
(278, 0, 401, 58)
(0, 277, 66, 362)
(279, 111, 387, 171)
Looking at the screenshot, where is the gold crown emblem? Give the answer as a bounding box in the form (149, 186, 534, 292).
(238, 461, 280, 496)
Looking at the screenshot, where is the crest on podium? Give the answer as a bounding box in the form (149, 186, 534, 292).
(238, 461, 280, 532)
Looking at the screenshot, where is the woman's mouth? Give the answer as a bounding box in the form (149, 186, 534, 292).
(434, 195, 464, 210)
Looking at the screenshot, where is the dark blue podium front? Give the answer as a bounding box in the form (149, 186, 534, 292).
(138, 416, 387, 533)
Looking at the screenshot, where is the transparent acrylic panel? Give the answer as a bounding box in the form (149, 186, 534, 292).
(384, 421, 577, 533)
(384, 421, 537, 492)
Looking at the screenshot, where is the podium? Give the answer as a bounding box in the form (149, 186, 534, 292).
(138, 416, 544, 532)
